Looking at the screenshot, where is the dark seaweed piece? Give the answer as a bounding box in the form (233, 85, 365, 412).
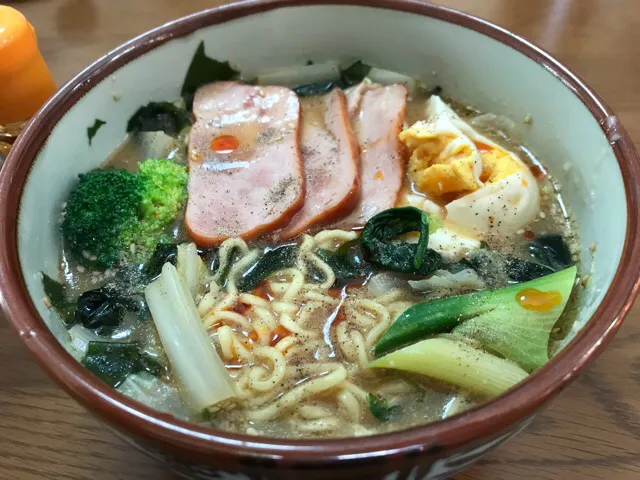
(142, 243, 178, 281)
(83, 342, 141, 387)
(505, 257, 556, 283)
(527, 234, 573, 271)
(361, 207, 443, 276)
(126, 102, 192, 137)
(87, 119, 106, 146)
(316, 239, 372, 287)
(463, 250, 555, 285)
(293, 60, 372, 97)
(137, 354, 165, 377)
(429, 85, 443, 96)
(367, 393, 400, 421)
(294, 81, 337, 97)
(181, 41, 240, 108)
(41, 273, 76, 327)
(339, 60, 372, 88)
(74, 288, 127, 335)
(236, 244, 298, 292)
(198, 247, 220, 273)
(83, 341, 165, 388)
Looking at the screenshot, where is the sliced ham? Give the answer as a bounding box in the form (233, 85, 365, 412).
(185, 82, 304, 246)
(333, 84, 408, 229)
(279, 89, 360, 240)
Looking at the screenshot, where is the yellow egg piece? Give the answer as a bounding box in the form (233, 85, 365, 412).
(400, 123, 482, 197)
(479, 148, 525, 184)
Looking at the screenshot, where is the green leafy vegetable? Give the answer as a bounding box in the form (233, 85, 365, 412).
(41, 273, 76, 326)
(237, 244, 298, 292)
(294, 60, 372, 97)
(87, 119, 106, 145)
(126, 101, 192, 137)
(361, 207, 443, 276)
(367, 393, 400, 421)
(370, 337, 529, 397)
(83, 341, 163, 388)
(376, 266, 577, 371)
(181, 41, 240, 108)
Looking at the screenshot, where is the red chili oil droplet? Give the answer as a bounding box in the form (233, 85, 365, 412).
(474, 141, 493, 153)
(269, 325, 291, 346)
(516, 288, 562, 312)
(529, 164, 546, 179)
(211, 134, 239, 154)
(523, 228, 536, 240)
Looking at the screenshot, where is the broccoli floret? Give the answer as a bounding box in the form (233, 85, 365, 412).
(61, 159, 188, 268)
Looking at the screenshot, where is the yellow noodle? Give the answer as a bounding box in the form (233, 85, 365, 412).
(247, 366, 347, 421)
(227, 250, 260, 294)
(337, 390, 361, 423)
(212, 238, 250, 283)
(297, 417, 342, 433)
(299, 404, 333, 420)
(313, 229, 357, 249)
(203, 310, 252, 330)
(247, 346, 287, 392)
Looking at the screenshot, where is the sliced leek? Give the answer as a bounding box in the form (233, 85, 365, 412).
(176, 242, 202, 300)
(145, 263, 236, 413)
(370, 337, 528, 397)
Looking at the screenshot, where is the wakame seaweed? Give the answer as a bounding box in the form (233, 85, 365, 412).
(83, 341, 165, 388)
(316, 239, 371, 286)
(142, 243, 178, 281)
(236, 243, 298, 292)
(527, 234, 573, 271)
(126, 101, 192, 137)
(87, 119, 106, 146)
(294, 60, 372, 97)
(361, 207, 443, 276)
(41, 273, 76, 327)
(181, 41, 240, 108)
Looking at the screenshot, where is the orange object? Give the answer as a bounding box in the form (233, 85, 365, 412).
(210, 134, 240, 154)
(0, 6, 56, 124)
(516, 288, 563, 312)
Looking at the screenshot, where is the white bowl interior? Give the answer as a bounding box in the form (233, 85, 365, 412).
(18, 5, 625, 355)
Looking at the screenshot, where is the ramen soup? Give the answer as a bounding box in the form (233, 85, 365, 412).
(43, 47, 581, 438)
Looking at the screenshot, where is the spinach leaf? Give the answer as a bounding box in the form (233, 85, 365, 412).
(41, 273, 76, 327)
(181, 41, 240, 108)
(294, 60, 372, 97)
(316, 239, 371, 286)
(367, 393, 400, 421)
(527, 234, 573, 271)
(237, 243, 298, 292)
(126, 102, 192, 137)
(361, 207, 443, 276)
(87, 119, 106, 146)
(142, 243, 178, 281)
(83, 341, 165, 388)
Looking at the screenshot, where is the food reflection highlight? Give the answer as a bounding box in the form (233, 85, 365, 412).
(42, 47, 581, 439)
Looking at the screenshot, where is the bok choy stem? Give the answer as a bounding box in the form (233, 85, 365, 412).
(145, 263, 236, 413)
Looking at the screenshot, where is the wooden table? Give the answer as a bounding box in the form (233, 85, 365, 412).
(2, 1, 639, 479)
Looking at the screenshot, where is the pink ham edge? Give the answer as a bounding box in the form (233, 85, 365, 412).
(185, 82, 305, 247)
(279, 89, 360, 240)
(332, 83, 408, 229)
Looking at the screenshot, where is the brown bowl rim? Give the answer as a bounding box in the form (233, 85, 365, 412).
(1, 0, 640, 468)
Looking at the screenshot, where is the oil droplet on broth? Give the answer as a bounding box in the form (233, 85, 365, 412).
(516, 288, 562, 312)
(210, 134, 239, 154)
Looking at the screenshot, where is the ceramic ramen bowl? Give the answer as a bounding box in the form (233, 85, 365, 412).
(1, 1, 639, 479)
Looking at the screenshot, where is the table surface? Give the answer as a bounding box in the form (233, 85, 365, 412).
(2, 1, 640, 479)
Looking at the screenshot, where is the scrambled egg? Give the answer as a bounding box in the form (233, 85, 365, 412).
(400, 95, 540, 242)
